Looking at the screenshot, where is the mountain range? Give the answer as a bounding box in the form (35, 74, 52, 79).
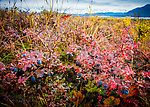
(71, 4, 150, 17)
(127, 4, 150, 17)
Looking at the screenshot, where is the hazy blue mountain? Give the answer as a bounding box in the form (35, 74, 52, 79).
(71, 12, 126, 17)
(71, 4, 150, 17)
(95, 12, 126, 17)
(126, 4, 150, 17)
(36, 4, 150, 17)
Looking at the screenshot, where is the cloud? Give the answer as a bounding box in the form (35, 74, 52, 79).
(0, 0, 150, 13)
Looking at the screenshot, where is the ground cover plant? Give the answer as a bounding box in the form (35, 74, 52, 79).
(0, 7, 150, 107)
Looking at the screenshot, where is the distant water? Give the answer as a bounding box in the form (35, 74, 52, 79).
(98, 16, 150, 19)
(71, 14, 150, 19)
(130, 17, 150, 19)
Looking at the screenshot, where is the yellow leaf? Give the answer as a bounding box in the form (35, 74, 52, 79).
(103, 96, 115, 105)
(73, 90, 78, 98)
(114, 98, 120, 105)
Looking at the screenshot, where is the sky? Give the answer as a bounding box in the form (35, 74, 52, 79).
(0, 0, 150, 14)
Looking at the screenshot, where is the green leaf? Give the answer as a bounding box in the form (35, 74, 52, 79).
(45, 94, 48, 97)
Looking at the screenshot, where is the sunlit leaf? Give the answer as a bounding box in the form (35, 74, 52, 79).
(114, 98, 120, 105)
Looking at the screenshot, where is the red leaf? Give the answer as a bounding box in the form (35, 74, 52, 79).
(61, 15, 72, 19)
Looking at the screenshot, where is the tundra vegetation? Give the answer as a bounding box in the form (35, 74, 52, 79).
(0, 7, 150, 107)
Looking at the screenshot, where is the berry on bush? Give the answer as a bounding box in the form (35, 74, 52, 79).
(47, 73, 52, 76)
(124, 90, 129, 94)
(77, 61, 80, 65)
(96, 55, 98, 58)
(14, 68, 18, 72)
(37, 60, 42, 65)
(70, 54, 73, 57)
(98, 81, 103, 85)
(22, 54, 26, 57)
(78, 73, 82, 76)
(103, 85, 108, 89)
(31, 64, 34, 67)
(120, 90, 124, 94)
(31, 76, 35, 81)
(120, 90, 129, 94)
(97, 63, 100, 67)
